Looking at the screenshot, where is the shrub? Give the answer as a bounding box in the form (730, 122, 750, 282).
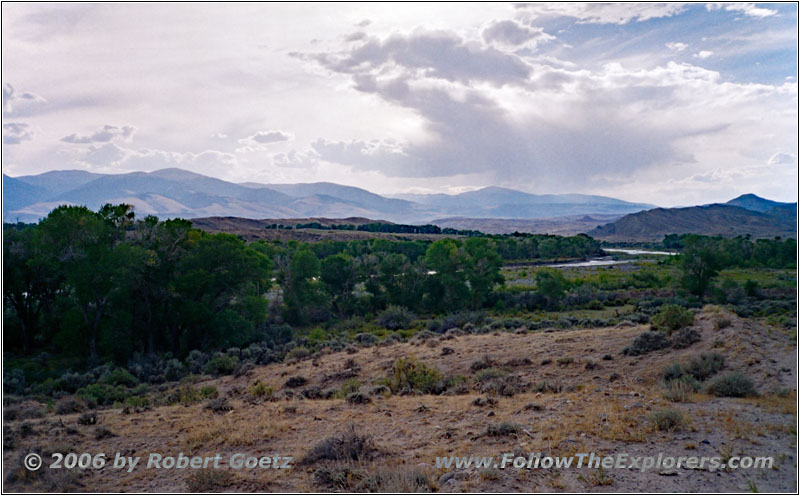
(203, 354, 238, 376)
(103, 368, 139, 387)
(185, 350, 208, 375)
(386, 356, 443, 395)
(55, 397, 87, 415)
(470, 355, 495, 372)
(473, 368, 506, 382)
(713, 315, 732, 330)
(77, 412, 98, 425)
(649, 409, 685, 431)
(286, 347, 311, 361)
(314, 466, 434, 492)
(3, 369, 26, 395)
(650, 305, 694, 334)
(685, 352, 725, 381)
(340, 379, 361, 397)
(4, 405, 46, 421)
(248, 381, 274, 401)
(663, 380, 696, 402)
(94, 426, 116, 439)
(76, 384, 128, 406)
(670, 328, 701, 349)
(186, 469, 234, 492)
(707, 372, 757, 397)
(204, 397, 234, 414)
(301, 425, 377, 464)
(483, 421, 522, 437)
(377, 305, 415, 330)
(661, 363, 684, 383)
(284, 376, 308, 388)
(346, 392, 371, 405)
(178, 384, 218, 406)
(622, 331, 670, 356)
(475, 374, 526, 397)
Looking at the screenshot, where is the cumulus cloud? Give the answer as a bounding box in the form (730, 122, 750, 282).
(694, 50, 713, 59)
(75, 142, 238, 175)
(61, 124, 135, 144)
(310, 29, 532, 87)
(83, 142, 128, 165)
(516, 3, 688, 24)
(2, 83, 46, 114)
(481, 20, 554, 49)
(768, 152, 797, 166)
(706, 3, 777, 18)
(2, 122, 34, 144)
(666, 42, 688, 52)
(273, 149, 320, 169)
(240, 130, 292, 145)
(301, 27, 796, 192)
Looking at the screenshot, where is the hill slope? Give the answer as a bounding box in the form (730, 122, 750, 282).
(725, 193, 793, 213)
(589, 203, 797, 241)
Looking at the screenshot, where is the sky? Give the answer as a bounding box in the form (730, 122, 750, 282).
(1, 2, 797, 206)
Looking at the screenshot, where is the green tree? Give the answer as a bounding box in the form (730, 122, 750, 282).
(320, 253, 358, 314)
(680, 236, 722, 303)
(534, 269, 569, 308)
(463, 237, 504, 308)
(3, 225, 59, 353)
(423, 239, 469, 312)
(282, 248, 327, 324)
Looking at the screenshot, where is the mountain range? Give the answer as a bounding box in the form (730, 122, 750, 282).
(2, 168, 654, 224)
(588, 195, 796, 241)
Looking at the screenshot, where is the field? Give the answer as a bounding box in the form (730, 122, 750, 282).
(3, 305, 796, 492)
(3, 211, 797, 493)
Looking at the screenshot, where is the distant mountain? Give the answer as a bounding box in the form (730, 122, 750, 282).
(2, 175, 51, 214)
(725, 193, 793, 213)
(390, 186, 654, 218)
(589, 202, 797, 241)
(3, 168, 654, 224)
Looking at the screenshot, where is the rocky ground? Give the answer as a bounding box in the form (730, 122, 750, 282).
(3, 308, 796, 492)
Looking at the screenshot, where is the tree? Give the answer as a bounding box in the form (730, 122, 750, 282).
(3, 225, 59, 353)
(282, 248, 327, 324)
(534, 269, 569, 308)
(320, 253, 358, 315)
(423, 239, 469, 312)
(680, 236, 722, 303)
(463, 237, 504, 308)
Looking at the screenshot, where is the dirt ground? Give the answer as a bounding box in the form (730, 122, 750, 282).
(3, 309, 796, 492)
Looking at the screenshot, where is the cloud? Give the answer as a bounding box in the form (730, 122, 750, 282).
(2, 122, 34, 144)
(83, 142, 127, 165)
(694, 50, 713, 59)
(666, 42, 688, 52)
(516, 3, 688, 24)
(768, 152, 797, 166)
(310, 29, 532, 87)
(706, 3, 777, 18)
(302, 27, 796, 192)
(2, 83, 46, 114)
(345, 31, 367, 42)
(61, 124, 136, 143)
(272, 149, 320, 169)
(481, 20, 554, 49)
(75, 142, 238, 175)
(240, 130, 292, 145)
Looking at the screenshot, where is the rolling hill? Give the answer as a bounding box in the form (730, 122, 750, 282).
(589, 203, 797, 241)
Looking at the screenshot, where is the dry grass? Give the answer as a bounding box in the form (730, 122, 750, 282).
(3, 310, 796, 492)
